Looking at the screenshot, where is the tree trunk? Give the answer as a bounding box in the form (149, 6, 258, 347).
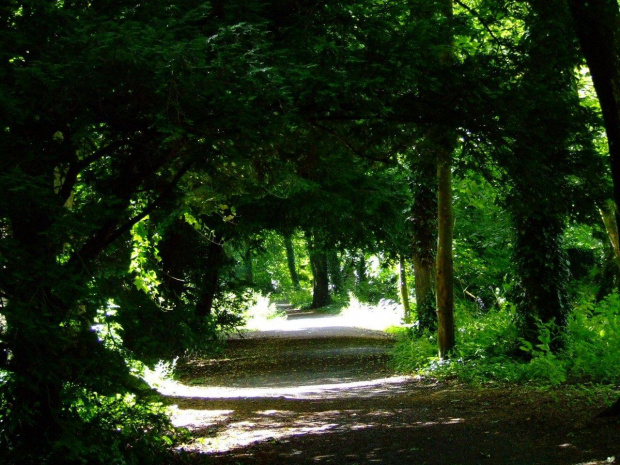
(196, 238, 225, 318)
(436, 140, 455, 359)
(567, 0, 620, 235)
(410, 153, 438, 332)
(307, 234, 331, 308)
(434, 0, 456, 359)
(567, 0, 620, 413)
(243, 244, 254, 285)
(399, 256, 411, 321)
(356, 251, 367, 285)
(413, 255, 435, 329)
(327, 249, 343, 295)
(284, 234, 301, 290)
(506, 0, 573, 345)
(511, 212, 569, 342)
(159, 219, 188, 298)
(600, 200, 620, 270)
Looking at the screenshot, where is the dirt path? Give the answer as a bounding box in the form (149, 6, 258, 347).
(163, 310, 619, 465)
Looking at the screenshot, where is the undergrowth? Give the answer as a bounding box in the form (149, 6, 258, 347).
(392, 292, 620, 393)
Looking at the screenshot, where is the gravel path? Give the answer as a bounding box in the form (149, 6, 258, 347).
(161, 310, 619, 465)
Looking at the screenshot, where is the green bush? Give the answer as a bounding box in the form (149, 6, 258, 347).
(54, 391, 181, 465)
(392, 293, 620, 387)
(566, 292, 620, 383)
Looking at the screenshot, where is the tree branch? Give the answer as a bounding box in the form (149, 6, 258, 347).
(308, 121, 395, 164)
(104, 159, 195, 246)
(70, 158, 195, 269)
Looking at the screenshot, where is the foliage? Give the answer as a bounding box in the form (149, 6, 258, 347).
(567, 293, 620, 383)
(247, 232, 313, 295)
(51, 392, 180, 465)
(393, 293, 620, 387)
(283, 289, 314, 311)
(352, 255, 400, 304)
(452, 173, 513, 309)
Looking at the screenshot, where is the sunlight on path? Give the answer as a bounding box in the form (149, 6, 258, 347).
(243, 304, 403, 337)
(154, 375, 413, 400)
(150, 306, 419, 457)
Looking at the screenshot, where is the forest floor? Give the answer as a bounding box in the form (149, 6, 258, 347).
(159, 306, 620, 465)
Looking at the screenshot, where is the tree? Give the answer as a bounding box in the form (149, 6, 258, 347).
(599, 200, 620, 272)
(398, 256, 412, 320)
(501, 0, 586, 343)
(284, 234, 302, 291)
(566, 0, 620, 233)
(408, 151, 438, 331)
(424, 0, 457, 359)
(564, 0, 620, 417)
(436, 128, 457, 358)
(0, 1, 297, 461)
(307, 232, 331, 308)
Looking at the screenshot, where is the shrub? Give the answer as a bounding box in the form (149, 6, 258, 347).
(392, 294, 620, 387)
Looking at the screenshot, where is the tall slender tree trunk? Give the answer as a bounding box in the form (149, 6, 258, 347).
(567, 0, 620, 235)
(399, 256, 412, 321)
(284, 234, 301, 290)
(436, 138, 455, 359)
(434, 0, 456, 359)
(411, 155, 438, 332)
(307, 233, 330, 308)
(600, 200, 620, 270)
(356, 251, 367, 285)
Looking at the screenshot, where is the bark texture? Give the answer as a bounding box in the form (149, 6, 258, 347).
(410, 155, 438, 332)
(434, 0, 456, 359)
(600, 200, 620, 270)
(436, 140, 455, 359)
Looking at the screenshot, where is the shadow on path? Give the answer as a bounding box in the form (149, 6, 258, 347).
(158, 309, 619, 465)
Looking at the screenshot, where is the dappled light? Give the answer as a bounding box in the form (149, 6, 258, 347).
(153, 309, 618, 464)
(171, 401, 467, 455)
